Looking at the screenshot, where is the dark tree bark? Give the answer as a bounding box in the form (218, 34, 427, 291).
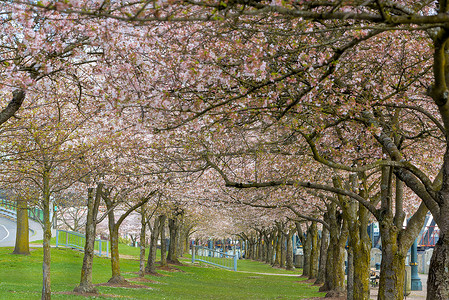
(427, 233, 449, 299)
(167, 212, 181, 264)
(0, 89, 25, 125)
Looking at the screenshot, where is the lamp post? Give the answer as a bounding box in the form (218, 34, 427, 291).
(410, 239, 422, 291)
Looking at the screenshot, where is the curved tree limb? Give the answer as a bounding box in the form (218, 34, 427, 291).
(0, 89, 25, 126)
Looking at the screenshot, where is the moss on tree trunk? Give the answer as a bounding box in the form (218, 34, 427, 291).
(13, 199, 30, 255)
(108, 228, 126, 284)
(309, 221, 318, 279)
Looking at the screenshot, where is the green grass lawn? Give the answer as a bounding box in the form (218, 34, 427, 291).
(0, 245, 323, 299)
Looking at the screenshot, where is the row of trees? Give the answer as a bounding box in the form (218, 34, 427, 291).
(1, 0, 449, 299)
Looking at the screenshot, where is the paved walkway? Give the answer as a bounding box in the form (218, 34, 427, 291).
(236, 270, 302, 276)
(0, 215, 44, 247)
(370, 273, 427, 299)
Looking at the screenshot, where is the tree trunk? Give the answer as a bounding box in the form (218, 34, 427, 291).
(139, 209, 146, 277)
(252, 239, 257, 260)
(41, 171, 52, 300)
(258, 233, 264, 261)
(427, 232, 449, 299)
(309, 221, 318, 279)
(261, 231, 268, 262)
(334, 174, 371, 300)
(378, 229, 405, 300)
(302, 226, 311, 277)
(295, 221, 306, 269)
(253, 238, 258, 260)
(146, 217, 160, 274)
(266, 235, 274, 264)
(321, 205, 347, 297)
(286, 229, 295, 271)
(273, 229, 281, 266)
(348, 212, 371, 299)
(105, 200, 125, 284)
(102, 190, 152, 283)
(280, 234, 285, 268)
(159, 215, 167, 266)
(13, 198, 30, 255)
(375, 170, 427, 299)
(167, 217, 180, 264)
(264, 235, 269, 263)
(347, 247, 354, 300)
(74, 185, 102, 293)
(320, 232, 334, 292)
(108, 226, 125, 283)
(176, 223, 183, 257)
(184, 229, 190, 256)
(328, 219, 348, 297)
(350, 215, 371, 300)
(315, 226, 329, 285)
(352, 243, 370, 300)
(246, 239, 252, 259)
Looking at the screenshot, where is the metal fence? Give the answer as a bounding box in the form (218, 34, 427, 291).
(0, 199, 45, 223)
(418, 225, 440, 248)
(55, 229, 109, 257)
(0, 206, 16, 218)
(192, 245, 238, 271)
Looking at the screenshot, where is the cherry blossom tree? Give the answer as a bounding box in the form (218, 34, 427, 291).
(0, 84, 101, 298)
(10, 1, 449, 299)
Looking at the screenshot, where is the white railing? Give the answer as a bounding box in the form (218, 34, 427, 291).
(55, 229, 109, 257)
(192, 245, 238, 271)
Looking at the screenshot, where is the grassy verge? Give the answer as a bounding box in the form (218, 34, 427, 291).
(0, 246, 323, 299)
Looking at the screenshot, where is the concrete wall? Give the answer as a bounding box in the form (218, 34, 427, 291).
(294, 254, 303, 268)
(418, 249, 433, 274)
(370, 248, 382, 268)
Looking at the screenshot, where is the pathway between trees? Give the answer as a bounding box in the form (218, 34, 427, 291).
(233, 268, 428, 299)
(203, 265, 428, 299)
(236, 270, 303, 277)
